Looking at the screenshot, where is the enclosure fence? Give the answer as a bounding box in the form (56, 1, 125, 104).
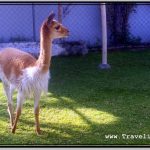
(0, 3, 150, 49)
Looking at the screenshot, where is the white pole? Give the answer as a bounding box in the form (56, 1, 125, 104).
(99, 3, 111, 69)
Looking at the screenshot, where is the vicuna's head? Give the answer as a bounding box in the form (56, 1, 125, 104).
(41, 12, 69, 40)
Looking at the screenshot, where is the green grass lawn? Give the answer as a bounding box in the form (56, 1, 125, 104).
(0, 50, 150, 146)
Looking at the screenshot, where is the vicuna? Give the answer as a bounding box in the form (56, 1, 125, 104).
(0, 12, 69, 135)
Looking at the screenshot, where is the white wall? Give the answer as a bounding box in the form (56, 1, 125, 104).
(0, 4, 102, 46)
(0, 5, 33, 42)
(0, 4, 149, 46)
(129, 5, 150, 43)
(62, 5, 101, 46)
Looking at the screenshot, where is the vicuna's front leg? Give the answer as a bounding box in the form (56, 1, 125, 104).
(12, 91, 25, 134)
(34, 92, 41, 135)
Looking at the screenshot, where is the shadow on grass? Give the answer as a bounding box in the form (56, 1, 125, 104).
(0, 80, 121, 145)
(0, 121, 120, 145)
(0, 52, 150, 145)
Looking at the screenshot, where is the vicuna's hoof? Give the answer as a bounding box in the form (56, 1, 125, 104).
(36, 129, 42, 136)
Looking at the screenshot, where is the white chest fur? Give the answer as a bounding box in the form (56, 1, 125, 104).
(0, 66, 50, 98)
(20, 66, 50, 98)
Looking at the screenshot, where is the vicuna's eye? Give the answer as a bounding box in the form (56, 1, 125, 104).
(55, 25, 60, 30)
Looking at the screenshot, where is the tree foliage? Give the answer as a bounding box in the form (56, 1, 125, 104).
(107, 3, 140, 46)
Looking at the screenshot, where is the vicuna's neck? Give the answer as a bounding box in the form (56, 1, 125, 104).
(36, 23, 52, 72)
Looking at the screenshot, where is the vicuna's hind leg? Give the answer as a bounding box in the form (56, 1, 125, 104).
(3, 82, 14, 128)
(12, 91, 24, 134)
(34, 92, 41, 135)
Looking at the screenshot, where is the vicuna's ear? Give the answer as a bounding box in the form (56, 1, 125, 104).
(47, 12, 55, 25)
